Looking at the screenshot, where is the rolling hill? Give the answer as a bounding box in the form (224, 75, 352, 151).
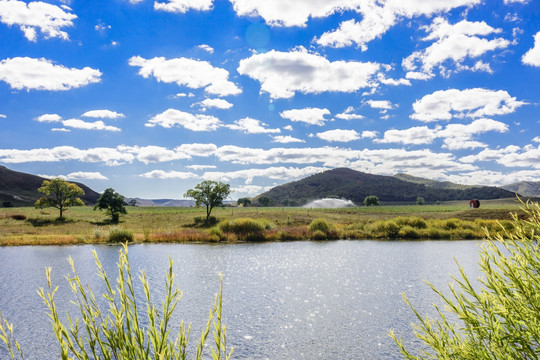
(0, 165, 100, 206)
(256, 168, 517, 206)
(502, 181, 540, 197)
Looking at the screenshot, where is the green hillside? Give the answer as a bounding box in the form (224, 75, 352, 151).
(0, 165, 100, 206)
(502, 181, 540, 197)
(256, 168, 516, 206)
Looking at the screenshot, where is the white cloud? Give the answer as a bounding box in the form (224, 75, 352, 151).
(154, 0, 213, 13)
(504, 0, 529, 3)
(139, 170, 199, 179)
(146, 109, 222, 131)
(229, 0, 355, 27)
(0, 114, 6, 118)
(411, 88, 526, 122)
(376, 126, 439, 145)
(336, 107, 364, 120)
(280, 107, 331, 126)
(272, 135, 305, 143)
(316, 129, 360, 142)
(51, 128, 70, 132)
(376, 118, 508, 149)
(316, 0, 481, 50)
(66, 171, 109, 180)
(196, 98, 233, 110)
(123, 145, 190, 164)
(226, 117, 280, 134)
(365, 99, 395, 110)
(129, 55, 241, 97)
(403, 18, 510, 79)
(231, 184, 271, 197)
(522, 31, 540, 67)
(186, 164, 216, 170)
(361, 130, 378, 138)
(0, 146, 135, 165)
(81, 110, 125, 119)
(175, 143, 217, 157)
(0, 57, 102, 91)
(447, 169, 540, 187)
(462, 144, 540, 169)
(36, 113, 62, 122)
(203, 166, 327, 183)
(533, 136, 540, 143)
(198, 44, 214, 53)
(237, 49, 381, 99)
(62, 119, 121, 132)
(0, 0, 76, 41)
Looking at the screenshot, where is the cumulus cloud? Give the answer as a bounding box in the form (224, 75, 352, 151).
(154, 0, 213, 13)
(0, 0, 76, 41)
(186, 164, 216, 170)
(36, 113, 62, 122)
(129, 55, 241, 97)
(447, 169, 540, 187)
(0, 146, 135, 165)
(403, 18, 510, 79)
(411, 88, 526, 122)
(336, 106, 364, 120)
(175, 143, 217, 157)
(462, 144, 540, 169)
(522, 31, 540, 67)
(139, 170, 199, 179)
(62, 119, 121, 132)
(146, 109, 222, 131)
(279, 107, 331, 126)
(63, 171, 109, 180)
(0, 57, 102, 91)
(226, 117, 280, 134)
(203, 166, 327, 184)
(196, 98, 233, 110)
(361, 130, 378, 138)
(237, 49, 381, 99)
(81, 110, 125, 119)
(365, 99, 396, 110)
(198, 44, 214, 53)
(272, 135, 305, 143)
(0, 114, 6, 118)
(316, 0, 481, 50)
(316, 129, 360, 142)
(229, 0, 355, 27)
(376, 119, 508, 149)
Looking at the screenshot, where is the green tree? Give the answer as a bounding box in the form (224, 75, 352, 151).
(35, 178, 85, 219)
(416, 196, 425, 205)
(237, 197, 251, 207)
(391, 201, 540, 359)
(364, 195, 379, 206)
(184, 180, 231, 223)
(94, 188, 127, 223)
(258, 196, 271, 207)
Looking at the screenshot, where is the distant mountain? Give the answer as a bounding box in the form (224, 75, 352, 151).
(127, 198, 196, 207)
(502, 181, 540, 197)
(0, 165, 100, 206)
(256, 168, 516, 206)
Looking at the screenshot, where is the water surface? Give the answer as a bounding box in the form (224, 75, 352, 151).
(0, 240, 484, 359)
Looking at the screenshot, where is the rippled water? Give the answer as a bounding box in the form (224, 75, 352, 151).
(0, 241, 483, 359)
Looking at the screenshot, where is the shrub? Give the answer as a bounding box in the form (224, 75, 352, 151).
(391, 201, 540, 359)
(107, 226, 134, 243)
(219, 218, 271, 241)
(8, 214, 26, 221)
(310, 230, 327, 240)
(0, 245, 232, 360)
(394, 216, 427, 229)
(308, 218, 331, 233)
(93, 227, 106, 240)
(398, 226, 421, 239)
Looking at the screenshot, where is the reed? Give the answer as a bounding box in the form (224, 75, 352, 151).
(0, 244, 233, 360)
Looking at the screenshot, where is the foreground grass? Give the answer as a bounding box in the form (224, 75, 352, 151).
(0, 199, 526, 245)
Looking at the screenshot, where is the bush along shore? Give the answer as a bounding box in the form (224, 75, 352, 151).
(0, 202, 529, 245)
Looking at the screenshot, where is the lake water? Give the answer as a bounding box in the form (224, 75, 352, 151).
(0, 240, 484, 359)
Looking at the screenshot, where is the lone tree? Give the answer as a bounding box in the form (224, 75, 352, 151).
(184, 180, 231, 223)
(237, 197, 251, 207)
(35, 178, 85, 219)
(416, 196, 425, 205)
(364, 195, 379, 206)
(94, 188, 127, 223)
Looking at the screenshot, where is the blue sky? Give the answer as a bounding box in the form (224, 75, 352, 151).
(1, 0, 539, 199)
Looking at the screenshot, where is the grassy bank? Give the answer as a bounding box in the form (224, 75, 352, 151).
(0, 199, 527, 245)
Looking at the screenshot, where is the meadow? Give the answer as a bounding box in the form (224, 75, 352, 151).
(0, 198, 526, 246)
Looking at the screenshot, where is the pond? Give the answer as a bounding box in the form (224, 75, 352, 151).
(0, 240, 484, 359)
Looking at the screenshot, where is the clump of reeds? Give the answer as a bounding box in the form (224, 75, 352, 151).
(107, 226, 134, 243)
(0, 244, 233, 360)
(218, 218, 272, 241)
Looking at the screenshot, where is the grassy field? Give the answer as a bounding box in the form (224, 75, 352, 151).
(0, 198, 528, 245)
